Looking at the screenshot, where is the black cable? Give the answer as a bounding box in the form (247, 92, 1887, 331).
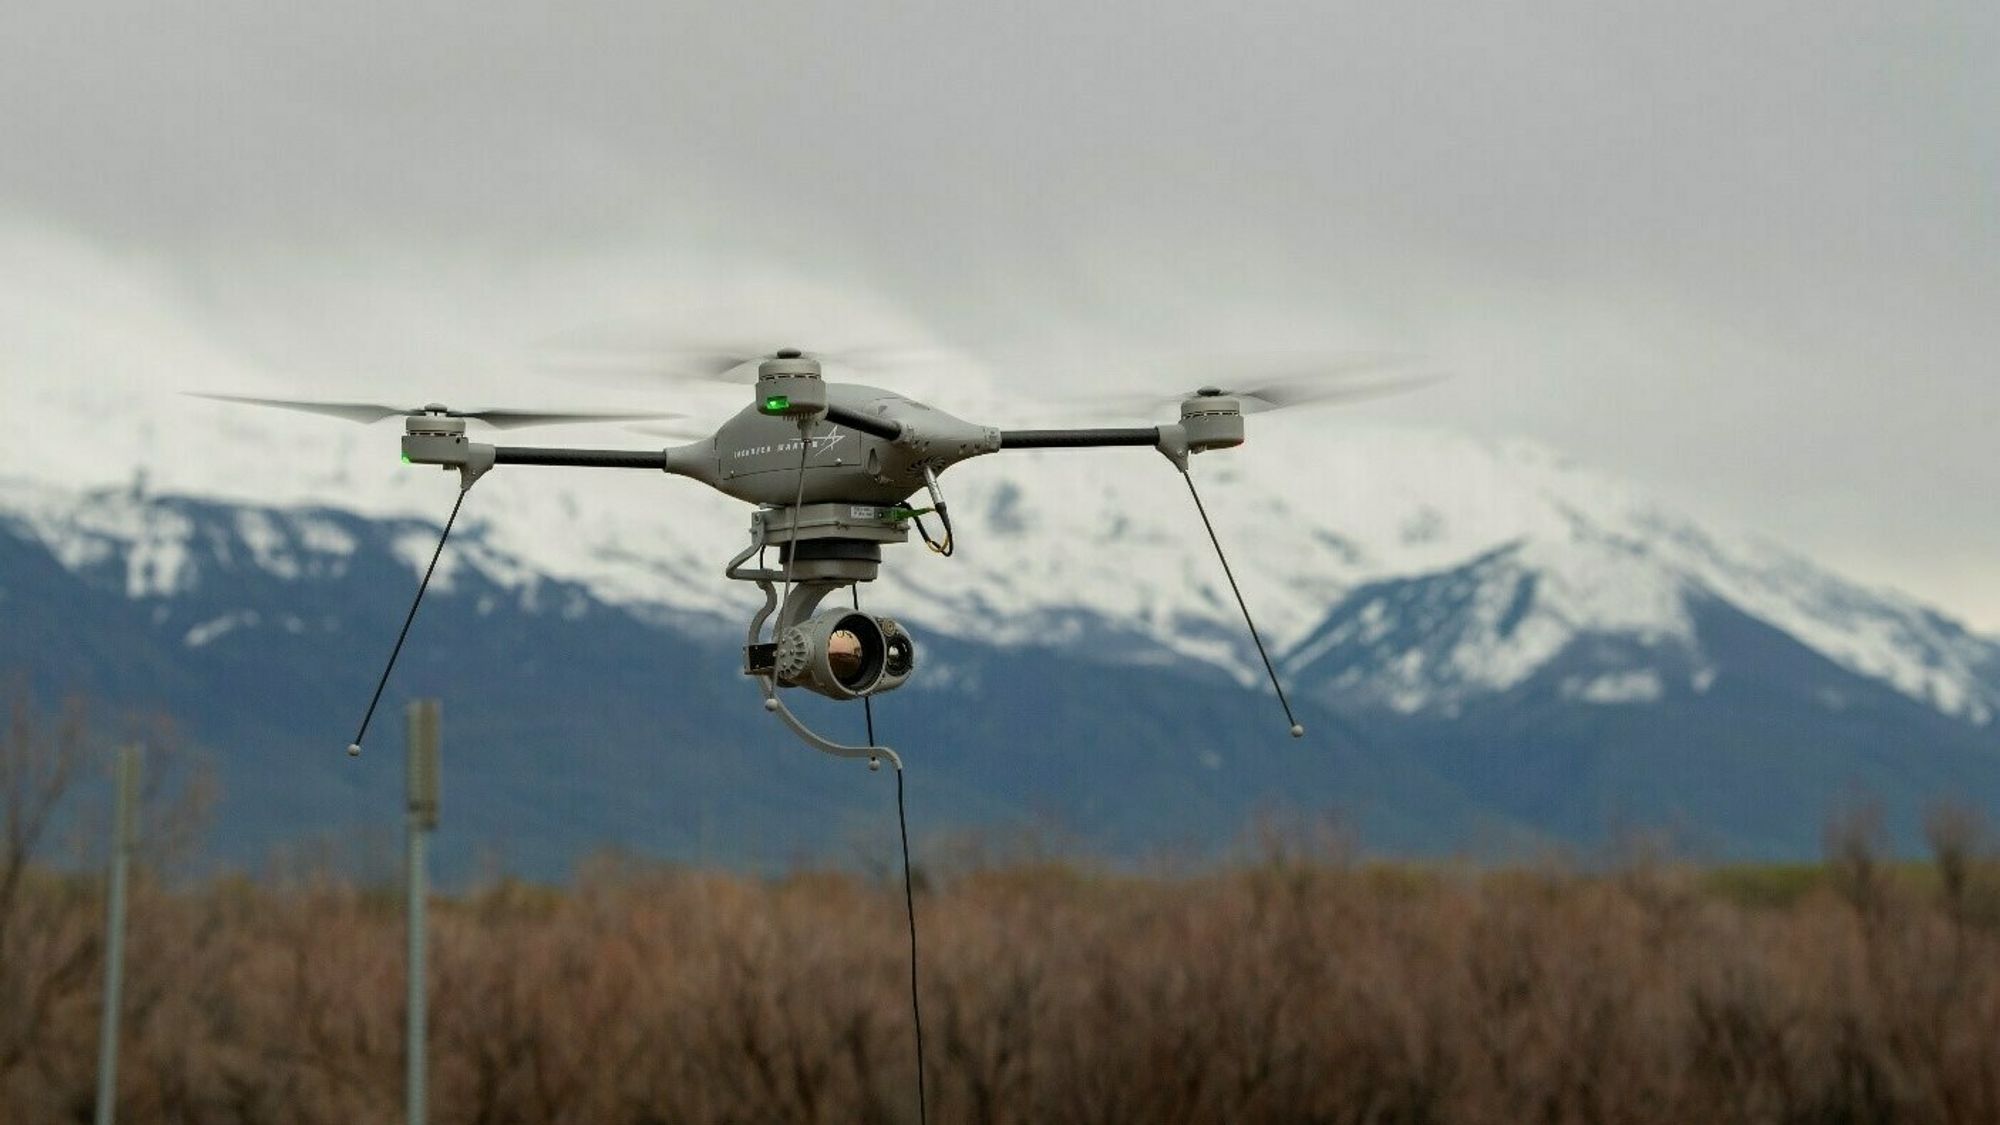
(896, 765, 927, 1125)
(912, 507, 954, 557)
(913, 468, 954, 557)
(855, 586, 926, 1125)
(1180, 469, 1305, 738)
(347, 486, 468, 756)
(774, 421, 813, 631)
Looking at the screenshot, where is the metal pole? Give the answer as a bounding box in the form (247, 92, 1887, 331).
(93, 744, 140, 1125)
(405, 700, 440, 1125)
(405, 824, 426, 1125)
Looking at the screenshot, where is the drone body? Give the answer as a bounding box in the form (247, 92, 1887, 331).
(665, 382, 1000, 507)
(405, 358, 1244, 501)
(400, 355, 1252, 758)
(200, 347, 1439, 758)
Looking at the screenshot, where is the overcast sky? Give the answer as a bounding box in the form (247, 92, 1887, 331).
(4, 2, 1997, 622)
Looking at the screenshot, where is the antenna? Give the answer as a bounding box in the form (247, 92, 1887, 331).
(1179, 468, 1306, 738)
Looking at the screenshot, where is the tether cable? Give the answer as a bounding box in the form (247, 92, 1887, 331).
(855, 585, 927, 1124)
(347, 486, 468, 757)
(774, 420, 814, 631)
(895, 766, 926, 1124)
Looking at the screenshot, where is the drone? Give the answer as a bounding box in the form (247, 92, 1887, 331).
(198, 347, 1435, 769)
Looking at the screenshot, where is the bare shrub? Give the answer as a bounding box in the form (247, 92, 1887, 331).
(1825, 801, 1891, 923)
(1927, 801, 1988, 926)
(0, 688, 212, 1121)
(8, 804, 2000, 1122)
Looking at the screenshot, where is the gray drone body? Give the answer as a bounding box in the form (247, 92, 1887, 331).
(199, 348, 1429, 758)
(663, 382, 1003, 507)
(400, 354, 1246, 501)
(390, 354, 1264, 751)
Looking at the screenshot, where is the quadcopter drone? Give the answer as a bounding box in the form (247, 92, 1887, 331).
(199, 348, 1434, 769)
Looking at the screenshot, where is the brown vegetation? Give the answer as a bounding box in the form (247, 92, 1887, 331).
(0, 845, 1995, 1124)
(6, 696, 2000, 1123)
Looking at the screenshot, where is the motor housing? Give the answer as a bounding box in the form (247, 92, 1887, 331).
(1179, 390, 1246, 453)
(755, 352, 829, 420)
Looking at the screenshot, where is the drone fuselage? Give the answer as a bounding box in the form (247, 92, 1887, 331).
(663, 383, 1002, 507)
(208, 358, 1303, 760)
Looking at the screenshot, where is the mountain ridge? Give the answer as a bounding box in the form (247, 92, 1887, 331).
(6, 398, 1996, 732)
(5, 476, 1999, 876)
(9, 372, 2000, 872)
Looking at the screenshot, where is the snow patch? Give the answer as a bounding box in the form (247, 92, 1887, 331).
(1561, 670, 1664, 705)
(184, 610, 259, 648)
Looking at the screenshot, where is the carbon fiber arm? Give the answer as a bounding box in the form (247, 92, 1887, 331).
(996, 427, 1161, 449)
(491, 447, 670, 469)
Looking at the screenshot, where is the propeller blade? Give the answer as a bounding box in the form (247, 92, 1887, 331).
(1042, 352, 1446, 418)
(1231, 371, 1450, 414)
(189, 393, 682, 429)
(536, 349, 759, 383)
(536, 331, 949, 386)
(458, 408, 684, 430)
(186, 393, 412, 425)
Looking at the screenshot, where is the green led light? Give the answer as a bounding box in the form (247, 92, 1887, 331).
(400, 454, 411, 464)
(762, 395, 791, 414)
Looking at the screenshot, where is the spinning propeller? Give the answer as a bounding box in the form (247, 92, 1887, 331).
(187, 393, 679, 429)
(536, 335, 949, 385)
(1056, 353, 1446, 418)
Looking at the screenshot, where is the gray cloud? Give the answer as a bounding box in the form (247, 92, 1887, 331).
(5, 0, 1997, 619)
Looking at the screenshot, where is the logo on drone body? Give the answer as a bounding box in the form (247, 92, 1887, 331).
(730, 431, 849, 461)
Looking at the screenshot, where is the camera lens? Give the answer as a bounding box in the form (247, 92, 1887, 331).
(828, 629, 865, 683)
(825, 613, 885, 694)
(775, 610, 903, 699)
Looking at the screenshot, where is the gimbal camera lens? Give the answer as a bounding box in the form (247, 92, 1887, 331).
(827, 627, 868, 686)
(777, 610, 905, 699)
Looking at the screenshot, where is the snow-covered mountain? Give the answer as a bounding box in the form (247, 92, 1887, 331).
(8, 364, 1999, 732)
(5, 214, 1992, 732)
(11, 338, 2000, 869)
